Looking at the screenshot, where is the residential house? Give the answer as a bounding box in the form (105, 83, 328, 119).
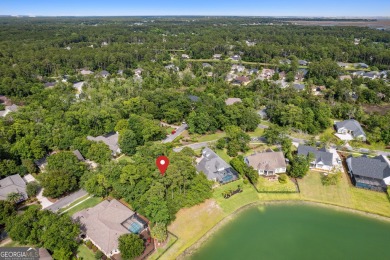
(363, 71, 379, 80)
(0, 104, 19, 117)
(346, 155, 390, 191)
(87, 132, 121, 156)
(232, 76, 250, 86)
(298, 60, 308, 66)
(293, 83, 305, 91)
(231, 54, 241, 61)
(0, 174, 27, 202)
(213, 54, 222, 60)
(312, 85, 326, 96)
(354, 38, 360, 45)
(354, 63, 369, 69)
(379, 71, 388, 79)
(260, 69, 275, 79)
(225, 98, 242, 106)
(339, 75, 352, 81)
(231, 64, 246, 73)
(244, 151, 287, 176)
(257, 108, 268, 119)
(297, 145, 340, 171)
(101, 41, 109, 46)
(196, 148, 239, 184)
(249, 68, 259, 75)
(295, 68, 308, 81)
(202, 63, 212, 68)
(73, 82, 84, 99)
(280, 59, 291, 65)
(337, 62, 348, 68)
(334, 119, 366, 141)
(181, 54, 190, 59)
(98, 70, 110, 78)
(44, 82, 56, 88)
(245, 40, 256, 47)
(73, 199, 148, 257)
(188, 95, 200, 102)
(80, 69, 94, 76)
(352, 71, 365, 77)
(274, 80, 289, 89)
(165, 64, 179, 71)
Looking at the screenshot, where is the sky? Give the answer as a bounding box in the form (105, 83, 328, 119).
(1, 0, 389, 17)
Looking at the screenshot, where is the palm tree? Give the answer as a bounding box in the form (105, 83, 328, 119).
(7, 192, 22, 204)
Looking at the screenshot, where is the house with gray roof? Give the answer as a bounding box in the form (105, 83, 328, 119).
(213, 54, 222, 60)
(346, 155, 390, 191)
(0, 104, 19, 117)
(335, 119, 366, 141)
(98, 70, 110, 78)
(73, 150, 85, 161)
(73, 199, 148, 257)
(244, 151, 287, 176)
(293, 83, 305, 91)
(298, 60, 308, 66)
(354, 63, 369, 69)
(225, 98, 242, 106)
(0, 174, 27, 202)
(196, 148, 238, 184)
(87, 132, 121, 156)
(297, 145, 336, 171)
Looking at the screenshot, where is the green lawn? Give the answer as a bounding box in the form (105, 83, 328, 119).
(149, 233, 178, 260)
(196, 132, 226, 142)
(77, 244, 95, 260)
(57, 194, 90, 213)
(248, 127, 264, 137)
(256, 176, 297, 193)
(213, 179, 259, 213)
(64, 197, 103, 216)
(215, 149, 232, 163)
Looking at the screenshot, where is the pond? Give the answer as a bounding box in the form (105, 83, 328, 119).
(191, 203, 390, 260)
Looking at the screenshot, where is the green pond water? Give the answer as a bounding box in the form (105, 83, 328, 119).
(191, 204, 390, 260)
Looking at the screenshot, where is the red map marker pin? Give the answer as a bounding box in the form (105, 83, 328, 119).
(156, 156, 169, 176)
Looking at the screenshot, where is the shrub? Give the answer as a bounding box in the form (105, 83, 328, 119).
(26, 181, 41, 197)
(216, 138, 226, 149)
(95, 250, 104, 260)
(243, 179, 249, 184)
(321, 173, 341, 186)
(278, 174, 288, 184)
(91, 244, 98, 252)
(85, 240, 92, 249)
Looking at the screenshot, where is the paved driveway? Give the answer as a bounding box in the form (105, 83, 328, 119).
(23, 174, 53, 209)
(162, 123, 188, 143)
(46, 189, 88, 212)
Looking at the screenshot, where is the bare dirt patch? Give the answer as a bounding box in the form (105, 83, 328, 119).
(363, 104, 390, 115)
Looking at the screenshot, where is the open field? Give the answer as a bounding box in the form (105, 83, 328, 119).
(288, 20, 390, 29)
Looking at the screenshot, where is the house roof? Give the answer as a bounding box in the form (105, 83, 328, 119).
(245, 151, 286, 171)
(335, 119, 366, 138)
(346, 155, 390, 181)
(188, 95, 200, 102)
(44, 82, 56, 88)
(87, 132, 120, 155)
(0, 174, 27, 201)
(73, 150, 85, 161)
(196, 148, 238, 183)
(297, 145, 333, 167)
(38, 248, 53, 260)
(72, 200, 135, 255)
(80, 69, 94, 75)
(298, 60, 308, 65)
(225, 98, 242, 106)
(234, 76, 250, 83)
(293, 83, 305, 90)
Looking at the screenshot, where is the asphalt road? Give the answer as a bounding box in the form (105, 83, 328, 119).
(162, 123, 188, 143)
(46, 189, 88, 212)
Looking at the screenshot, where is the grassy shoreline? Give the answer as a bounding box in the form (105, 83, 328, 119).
(160, 172, 390, 259)
(177, 200, 390, 259)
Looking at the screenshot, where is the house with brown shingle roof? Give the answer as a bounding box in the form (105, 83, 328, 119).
(73, 199, 147, 257)
(244, 151, 287, 176)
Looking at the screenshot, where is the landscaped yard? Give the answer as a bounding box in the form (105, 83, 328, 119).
(256, 176, 297, 193)
(149, 233, 178, 260)
(64, 197, 103, 216)
(77, 244, 95, 260)
(196, 132, 226, 142)
(248, 127, 264, 137)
